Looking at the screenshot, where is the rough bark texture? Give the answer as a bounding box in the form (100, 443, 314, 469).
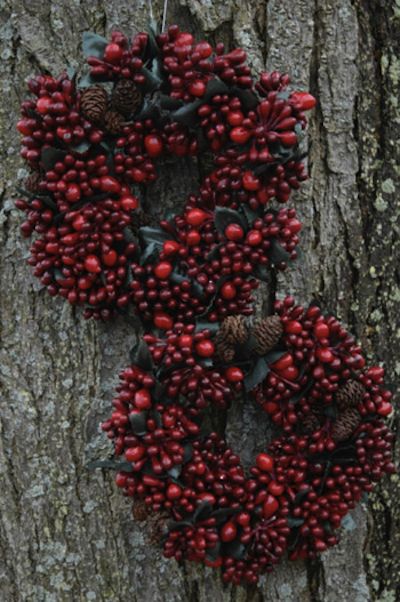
(0, 1, 399, 601)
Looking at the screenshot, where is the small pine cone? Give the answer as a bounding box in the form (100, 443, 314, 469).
(253, 315, 283, 355)
(332, 408, 361, 442)
(303, 411, 321, 434)
(24, 172, 41, 193)
(215, 336, 235, 363)
(219, 315, 248, 346)
(132, 500, 148, 522)
(103, 110, 125, 134)
(111, 79, 142, 117)
(336, 380, 366, 410)
(80, 85, 108, 122)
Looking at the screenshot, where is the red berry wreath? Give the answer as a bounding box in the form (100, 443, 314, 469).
(15, 24, 395, 586)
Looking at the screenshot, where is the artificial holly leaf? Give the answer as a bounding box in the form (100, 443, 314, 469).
(129, 339, 154, 371)
(41, 147, 67, 171)
(87, 459, 133, 472)
(82, 32, 108, 59)
(268, 238, 291, 264)
(214, 206, 247, 235)
(129, 411, 147, 436)
(244, 357, 270, 391)
(221, 540, 246, 560)
(287, 517, 305, 528)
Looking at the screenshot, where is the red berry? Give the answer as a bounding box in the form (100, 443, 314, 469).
(166, 484, 182, 500)
(99, 176, 121, 194)
(102, 250, 117, 267)
(256, 453, 274, 473)
(154, 312, 173, 330)
(104, 43, 123, 63)
(262, 495, 279, 519)
(36, 96, 52, 114)
(242, 171, 260, 191)
(220, 282, 237, 300)
(125, 445, 146, 462)
(154, 261, 173, 280)
(195, 340, 215, 358)
(85, 255, 101, 274)
(134, 388, 152, 410)
(225, 223, 244, 241)
(225, 367, 244, 383)
(186, 209, 209, 226)
(230, 126, 252, 144)
(314, 322, 330, 339)
(144, 134, 163, 157)
(220, 521, 237, 542)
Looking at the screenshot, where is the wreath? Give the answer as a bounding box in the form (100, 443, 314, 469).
(15, 24, 394, 586)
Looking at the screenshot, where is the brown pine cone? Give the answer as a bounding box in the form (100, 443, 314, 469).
(332, 408, 361, 442)
(219, 315, 249, 346)
(132, 500, 148, 522)
(103, 110, 125, 134)
(111, 79, 142, 117)
(253, 315, 283, 355)
(215, 336, 235, 363)
(24, 172, 41, 193)
(80, 85, 108, 122)
(336, 380, 366, 410)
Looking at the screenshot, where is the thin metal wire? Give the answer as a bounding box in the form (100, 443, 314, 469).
(161, 0, 169, 32)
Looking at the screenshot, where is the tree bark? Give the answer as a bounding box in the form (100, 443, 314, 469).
(0, 1, 399, 600)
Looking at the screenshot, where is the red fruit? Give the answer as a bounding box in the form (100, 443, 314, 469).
(65, 184, 81, 203)
(102, 250, 117, 267)
(163, 240, 181, 255)
(272, 352, 293, 371)
(220, 521, 237, 542)
(314, 322, 330, 339)
(246, 230, 262, 246)
(189, 80, 206, 97)
(376, 402, 392, 417)
(290, 91, 317, 111)
(263, 495, 279, 519)
(227, 111, 244, 126)
(316, 347, 334, 363)
(85, 255, 101, 274)
(125, 445, 146, 462)
(195, 340, 215, 358)
(225, 367, 244, 383)
(186, 230, 201, 246)
(285, 320, 302, 334)
(220, 282, 237, 300)
(256, 453, 274, 473)
(225, 223, 244, 241)
(242, 171, 260, 191)
(144, 134, 163, 157)
(121, 195, 138, 211)
(104, 43, 123, 63)
(99, 176, 121, 194)
(154, 312, 173, 330)
(154, 261, 173, 280)
(36, 96, 52, 114)
(230, 126, 252, 144)
(166, 484, 182, 500)
(186, 209, 209, 226)
(134, 388, 152, 410)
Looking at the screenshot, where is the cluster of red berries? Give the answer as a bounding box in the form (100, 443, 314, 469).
(14, 24, 394, 587)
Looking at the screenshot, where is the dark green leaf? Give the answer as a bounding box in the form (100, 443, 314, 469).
(268, 239, 291, 265)
(129, 411, 147, 436)
(244, 357, 270, 391)
(82, 32, 108, 59)
(41, 147, 67, 171)
(87, 459, 133, 472)
(214, 206, 247, 235)
(221, 540, 245, 560)
(287, 517, 305, 528)
(129, 339, 153, 371)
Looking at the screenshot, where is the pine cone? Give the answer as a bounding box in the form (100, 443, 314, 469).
(253, 315, 283, 355)
(219, 315, 249, 346)
(103, 110, 125, 134)
(80, 85, 108, 122)
(24, 172, 41, 193)
(332, 408, 361, 442)
(132, 500, 148, 522)
(111, 79, 142, 117)
(336, 380, 366, 410)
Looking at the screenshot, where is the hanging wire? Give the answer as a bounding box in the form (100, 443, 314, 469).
(161, 0, 169, 32)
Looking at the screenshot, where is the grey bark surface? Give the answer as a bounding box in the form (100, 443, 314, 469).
(0, 1, 399, 601)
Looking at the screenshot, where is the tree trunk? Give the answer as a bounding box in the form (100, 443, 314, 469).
(0, 1, 398, 600)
